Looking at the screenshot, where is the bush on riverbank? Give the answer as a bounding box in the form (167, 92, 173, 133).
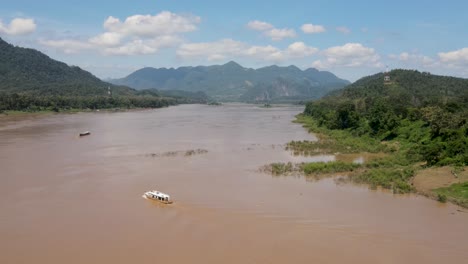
(291, 115, 388, 154)
(0, 93, 182, 112)
(353, 167, 414, 194)
(292, 114, 468, 197)
(291, 115, 419, 194)
(434, 182, 468, 207)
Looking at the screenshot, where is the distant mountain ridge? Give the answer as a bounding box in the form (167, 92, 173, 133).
(109, 61, 350, 102)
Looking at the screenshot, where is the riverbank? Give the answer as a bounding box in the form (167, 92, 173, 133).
(0, 107, 169, 118)
(413, 167, 468, 208)
(266, 114, 468, 207)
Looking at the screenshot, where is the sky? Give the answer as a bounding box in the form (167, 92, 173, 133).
(1, 0, 468, 81)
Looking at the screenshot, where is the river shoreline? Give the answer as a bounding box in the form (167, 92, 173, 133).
(265, 114, 468, 208)
(0, 106, 173, 117)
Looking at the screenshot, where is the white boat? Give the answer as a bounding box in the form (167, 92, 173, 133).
(144, 190, 172, 204)
(79, 131, 91, 136)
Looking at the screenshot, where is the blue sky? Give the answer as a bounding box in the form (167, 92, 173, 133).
(1, 0, 468, 81)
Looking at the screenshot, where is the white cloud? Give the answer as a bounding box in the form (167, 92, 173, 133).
(245, 45, 284, 60)
(38, 39, 93, 54)
(103, 11, 200, 38)
(247, 20, 273, 31)
(388, 52, 435, 67)
(102, 39, 157, 55)
(89, 32, 122, 47)
(438, 48, 468, 66)
(102, 35, 183, 56)
(0, 18, 36, 35)
(312, 43, 381, 68)
(246, 20, 296, 41)
(301, 24, 326, 34)
(40, 11, 193, 56)
(399, 52, 410, 61)
(264, 28, 296, 41)
(336, 26, 351, 34)
(285, 42, 318, 57)
(177, 39, 317, 62)
(177, 39, 246, 59)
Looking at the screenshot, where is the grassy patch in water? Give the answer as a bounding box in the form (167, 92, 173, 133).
(434, 182, 468, 207)
(269, 162, 296, 175)
(266, 161, 361, 177)
(291, 114, 420, 194)
(302, 161, 361, 175)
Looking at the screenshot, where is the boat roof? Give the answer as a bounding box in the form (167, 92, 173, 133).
(146, 190, 170, 198)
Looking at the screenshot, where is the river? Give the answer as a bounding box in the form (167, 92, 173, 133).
(1, 104, 467, 264)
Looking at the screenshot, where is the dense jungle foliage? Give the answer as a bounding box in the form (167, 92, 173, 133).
(304, 70, 468, 166)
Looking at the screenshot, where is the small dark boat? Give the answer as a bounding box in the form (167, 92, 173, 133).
(79, 131, 91, 137)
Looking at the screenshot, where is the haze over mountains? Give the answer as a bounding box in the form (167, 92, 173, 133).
(109, 61, 350, 102)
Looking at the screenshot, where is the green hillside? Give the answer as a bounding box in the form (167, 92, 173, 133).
(0, 38, 208, 112)
(286, 69, 468, 204)
(0, 37, 134, 96)
(305, 69, 468, 166)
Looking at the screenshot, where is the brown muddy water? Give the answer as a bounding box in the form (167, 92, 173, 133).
(1, 104, 467, 264)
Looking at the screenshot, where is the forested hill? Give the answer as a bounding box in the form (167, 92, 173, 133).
(109, 61, 350, 102)
(339, 69, 468, 106)
(305, 69, 468, 166)
(0, 37, 132, 96)
(0, 38, 210, 111)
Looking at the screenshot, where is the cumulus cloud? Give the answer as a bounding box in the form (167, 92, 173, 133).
(103, 11, 200, 37)
(285, 42, 318, 57)
(247, 20, 273, 31)
(388, 49, 468, 77)
(336, 26, 351, 34)
(264, 28, 296, 41)
(388, 52, 435, 67)
(399, 52, 410, 61)
(438, 48, 468, 66)
(312, 43, 381, 68)
(89, 32, 122, 47)
(301, 24, 326, 34)
(177, 39, 246, 60)
(40, 11, 196, 55)
(0, 18, 36, 35)
(245, 45, 283, 60)
(110, 35, 183, 56)
(246, 20, 296, 41)
(38, 39, 93, 54)
(102, 39, 157, 55)
(177, 39, 317, 62)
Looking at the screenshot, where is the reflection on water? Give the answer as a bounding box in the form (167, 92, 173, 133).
(1, 104, 467, 264)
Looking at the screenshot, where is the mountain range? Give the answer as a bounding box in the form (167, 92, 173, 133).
(109, 61, 350, 102)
